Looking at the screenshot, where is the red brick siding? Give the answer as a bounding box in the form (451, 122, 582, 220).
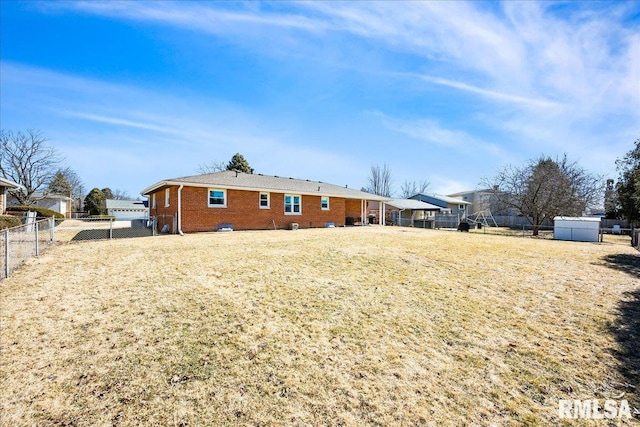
(345, 199, 363, 221)
(149, 186, 351, 232)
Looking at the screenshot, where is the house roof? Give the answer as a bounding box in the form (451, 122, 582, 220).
(16, 191, 73, 201)
(387, 199, 442, 210)
(447, 189, 491, 198)
(0, 177, 21, 190)
(412, 193, 472, 205)
(141, 171, 390, 201)
(106, 199, 149, 210)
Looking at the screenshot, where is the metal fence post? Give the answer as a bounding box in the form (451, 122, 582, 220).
(50, 216, 55, 242)
(109, 218, 113, 239)
(4, 229, 8, 279)
(35, 220, 39, 256)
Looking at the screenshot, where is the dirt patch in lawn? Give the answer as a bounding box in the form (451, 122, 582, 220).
(1, 227, 638, 426)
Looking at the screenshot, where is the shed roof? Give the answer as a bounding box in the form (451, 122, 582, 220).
(553, 216, 601, 222)
(387, 199, 442, 210)
(141, 171, 390, 201)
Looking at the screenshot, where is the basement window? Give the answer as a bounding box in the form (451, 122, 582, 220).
(285, 194, 301, 215)
(208, 189, 227, 208)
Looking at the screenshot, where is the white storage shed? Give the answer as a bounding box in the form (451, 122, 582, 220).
(553, 216, 601, 242)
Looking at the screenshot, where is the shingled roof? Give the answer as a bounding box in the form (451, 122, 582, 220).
(141, 171, 390, 201)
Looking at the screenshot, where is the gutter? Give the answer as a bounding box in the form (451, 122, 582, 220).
(177, 184, 184, 236)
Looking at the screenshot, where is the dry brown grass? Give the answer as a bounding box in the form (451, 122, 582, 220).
(1, 227, 638, 426)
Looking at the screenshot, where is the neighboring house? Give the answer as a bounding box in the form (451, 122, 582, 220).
(141, 171, 390, 233)
(409, 193, 471, 219)
(0, 178, 21, 214)
(106, 199, 149, 221)
(447, 190, 493, 215)
(7, 191, 73, 218)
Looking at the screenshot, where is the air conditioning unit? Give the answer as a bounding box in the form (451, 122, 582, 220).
(289, 223, 299, 230)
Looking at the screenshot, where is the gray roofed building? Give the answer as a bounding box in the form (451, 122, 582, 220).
(142, 171, 389, 202)
(141, 171, 390, 233)
(386, 199, 442, 211)
(106, 199, 149, 221)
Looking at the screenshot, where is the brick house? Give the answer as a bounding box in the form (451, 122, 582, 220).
(141, 171, 390, 233)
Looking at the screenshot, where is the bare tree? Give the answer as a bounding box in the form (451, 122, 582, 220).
(198, 153, 254, 174)
(482, 154, 603, 235)
(111, 189, 131, 200)
(400, 179, 430, 199)
(366, 163, 394, 197)
(0, 130, 63, 205)
(197, 160, 226, 174)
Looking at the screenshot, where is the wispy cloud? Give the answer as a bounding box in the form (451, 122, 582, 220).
(368, 111, 507, 161)
(57, 1, 638, 117)
(419, 75, 563, 110)
(58, 1, 326, 34)
(59, 111, 181, 136)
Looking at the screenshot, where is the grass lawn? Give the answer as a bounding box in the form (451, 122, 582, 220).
(1, 227, 638, 426)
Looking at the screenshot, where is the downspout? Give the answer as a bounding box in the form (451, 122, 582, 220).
(177, 184, 184, 236)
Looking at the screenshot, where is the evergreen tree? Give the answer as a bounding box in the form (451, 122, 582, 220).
(226, 153, 254, 174)
(604, 179, 620, 219)
(616, 138, 640, 225)
(84, 188, 105, 215)
(48, 171, 72, 196)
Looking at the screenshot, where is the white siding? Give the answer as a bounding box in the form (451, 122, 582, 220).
(554, 217, 600, 242)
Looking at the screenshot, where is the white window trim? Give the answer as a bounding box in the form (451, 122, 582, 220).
(259, 192, 270, 209)
(208, 188, 227, 208)
(152, 193, 156, 209)
(321, 196, 330, 211)
(164, 188, 170, 207)
(284, 194, 302, 215)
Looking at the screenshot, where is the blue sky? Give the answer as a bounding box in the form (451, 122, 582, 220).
(1, 1, 638, 199)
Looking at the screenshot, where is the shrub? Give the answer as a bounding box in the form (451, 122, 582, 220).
(0, 215, 22, 230)
(6, 206, 65, 225)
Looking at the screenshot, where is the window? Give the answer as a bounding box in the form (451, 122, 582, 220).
(459, 204, 466, 210)
(284, 194, 301, 215)
(259, 192, 270, 209)
(208, 189, 227, 207)
(321, 196, 329, 210)
(152, 193, 156, 209)
(165, 188, 170, 207)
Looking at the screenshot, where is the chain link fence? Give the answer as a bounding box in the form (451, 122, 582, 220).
(56, 217, 155, 242)
(1, 218, 56, 280)
(2, 216, 165, 280)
